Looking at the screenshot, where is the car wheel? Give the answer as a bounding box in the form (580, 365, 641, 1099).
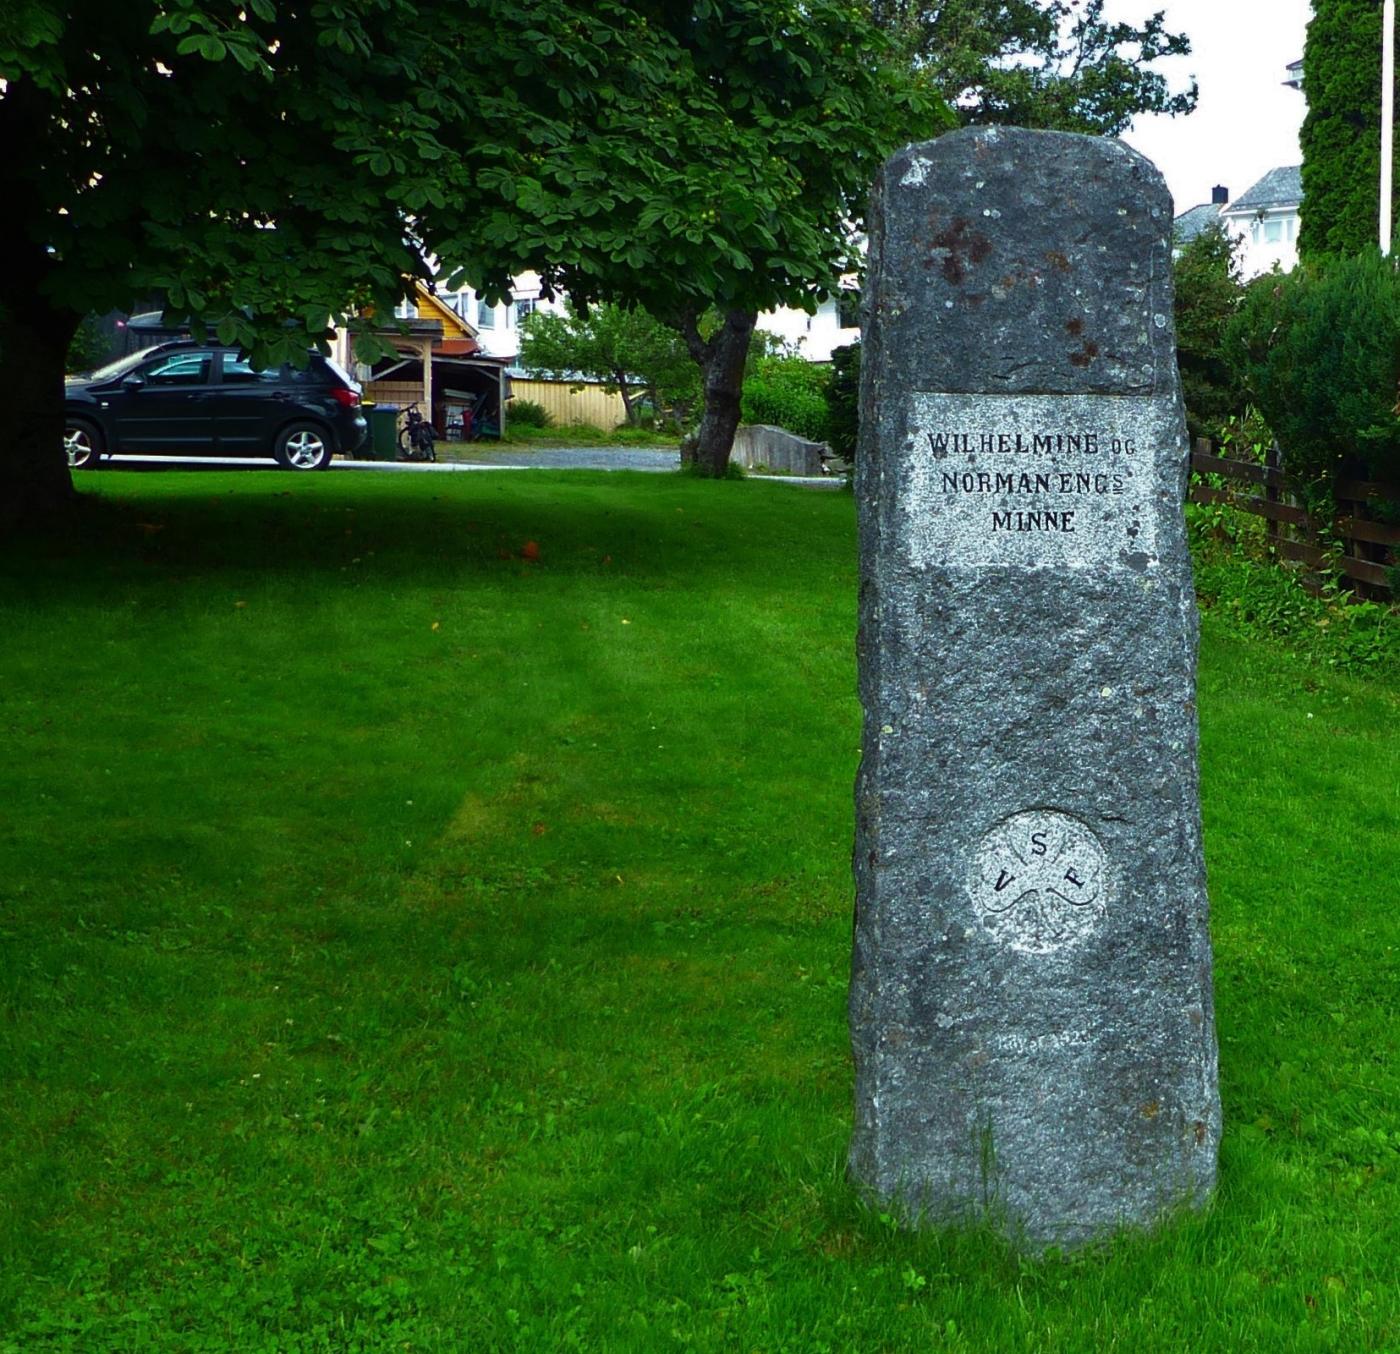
(65, 419, 103, 470)
(275, 422, 334, 471)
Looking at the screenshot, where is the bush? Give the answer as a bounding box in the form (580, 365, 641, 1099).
(1174, 226, 1247, 443)
(741, 355, 831, 443)
(1225, 250, 1400, 500)
(65, 314, 111, 375)
(508, 399, 552, 428)
(825, 341, 860, 461)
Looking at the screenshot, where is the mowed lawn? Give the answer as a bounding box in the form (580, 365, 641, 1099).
(1, 470, 1397, 1352)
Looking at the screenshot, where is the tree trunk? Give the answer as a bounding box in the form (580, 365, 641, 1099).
(0, 76, 82, 533)
(613, 369, 637, 425)
(0, 293, 80, 532)
(678, 308, 756, 477)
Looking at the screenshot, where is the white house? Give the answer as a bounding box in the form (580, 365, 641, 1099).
(1173, 166, 1303, 278)
(429, 273, 859, 365)
(1222, 166, 1304, 275)
(755, 290, 861, 361)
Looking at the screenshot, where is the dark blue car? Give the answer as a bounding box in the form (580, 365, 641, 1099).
(64, 341, 367, 471)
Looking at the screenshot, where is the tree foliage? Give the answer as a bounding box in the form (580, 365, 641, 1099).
(1, 1, 447, 362)
(520, 303, 699, 428)
(3, 0, 1201, 516)
(1224, 251, 1400, 497)
(2, 0, 946, 511)
(447, 2, 949, 475)
(873, 0, 1196, 136)
(1299, 0, 1400, 259)
(1, 0, 466, 520)
(1173, 226, 1247, 443)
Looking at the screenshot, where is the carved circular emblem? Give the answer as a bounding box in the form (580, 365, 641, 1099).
(969, 811, 1109, 955)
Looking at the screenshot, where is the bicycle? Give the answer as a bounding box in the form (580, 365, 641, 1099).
(397, 402, 436, 461)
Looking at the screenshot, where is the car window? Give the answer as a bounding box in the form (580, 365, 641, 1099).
(321, 356, 359, 390)
(221, 355, 287, 385)
(284, 359, 332, 385)
(143, 352, 213, 385)
(84, 346, 165, 382)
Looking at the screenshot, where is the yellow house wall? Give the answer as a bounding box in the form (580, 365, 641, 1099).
(414, 294, 472, 340)
(512, 379, 626, 431)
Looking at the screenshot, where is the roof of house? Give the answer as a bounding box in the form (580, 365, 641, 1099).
(1173, 202, 1226, 244)
(1226, 166, 1303, 212)
(414, 283, 478, 342)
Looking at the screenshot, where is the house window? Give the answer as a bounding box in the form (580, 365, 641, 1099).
(441, 291, 473, 321)
(476, 299, 496, 329)
(515, 298, 539, 326)
(1286, 217, 1296, 241)
(1264, 219, 1284, 244)
(837, 288, 860, 329)
(394, 297, 416, 320)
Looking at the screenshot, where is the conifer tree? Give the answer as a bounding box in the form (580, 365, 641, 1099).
(1299, 0, 1400, 257)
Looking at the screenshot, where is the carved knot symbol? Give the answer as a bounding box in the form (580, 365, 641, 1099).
(969, 811, 1109, 955)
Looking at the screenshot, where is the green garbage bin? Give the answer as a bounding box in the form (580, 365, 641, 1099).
(362, 404, 399, 460)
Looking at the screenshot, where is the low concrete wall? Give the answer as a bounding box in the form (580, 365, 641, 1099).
(730, 424, 829, 475)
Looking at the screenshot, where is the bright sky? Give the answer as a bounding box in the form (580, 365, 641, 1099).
(1105, 0, 1314, 215)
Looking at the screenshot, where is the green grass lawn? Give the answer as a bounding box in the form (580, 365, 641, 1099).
(1, 470, 1397, 1351)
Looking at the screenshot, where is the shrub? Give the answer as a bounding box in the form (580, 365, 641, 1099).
(508, 399, 552, 428)
(65, 314, 111, 375)
(741, 355, 831, 443)
(1173, 226, 1247, 443)
(825, 341, 860, 461)
(1225, 251, 1400, 501)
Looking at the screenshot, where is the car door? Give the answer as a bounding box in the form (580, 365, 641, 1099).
(212, 352, 295, 456)
(110, 349, 219, 453)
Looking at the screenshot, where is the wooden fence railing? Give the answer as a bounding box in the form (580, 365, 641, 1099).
(1187, 441, 1400, 600)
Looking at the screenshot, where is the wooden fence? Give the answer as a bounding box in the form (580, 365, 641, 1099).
(1188, 440, 1400, 600)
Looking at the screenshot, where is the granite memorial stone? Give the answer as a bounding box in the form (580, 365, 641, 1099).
(850, 126, 1220, 1247)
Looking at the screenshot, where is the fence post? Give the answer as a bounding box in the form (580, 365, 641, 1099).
(1266, 440, 1283, 550)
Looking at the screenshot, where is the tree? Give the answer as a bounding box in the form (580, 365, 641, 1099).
(1, 0, 468, 524)
(1299, 0, 1400, 259)
(1173, 225, 1247, 443)
(4, 0, 1198, 515)
(448, 3, 950, 476)
(3, 0, 948, 509)
(874, 0, 1196, 136)
(519, 303, 699, 428)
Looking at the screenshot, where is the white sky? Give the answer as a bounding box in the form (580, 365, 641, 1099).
(1105, 0, 1314, 214)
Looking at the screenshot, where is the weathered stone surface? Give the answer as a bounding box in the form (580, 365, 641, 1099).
(850, 126, 1220, 1248)
(731, 423, 829, 475)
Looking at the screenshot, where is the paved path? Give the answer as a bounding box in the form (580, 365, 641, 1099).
(334, 446, 679, 473)
(101, 446, 841, 487)
(342, 447, 841, 487)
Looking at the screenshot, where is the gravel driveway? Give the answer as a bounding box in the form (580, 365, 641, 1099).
(444, 446, 682, 471)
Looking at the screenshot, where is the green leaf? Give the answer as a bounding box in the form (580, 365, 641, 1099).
(174, 33, 227, 62)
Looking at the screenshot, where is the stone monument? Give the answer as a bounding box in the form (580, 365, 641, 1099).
(850, 127, 1220, 1247)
